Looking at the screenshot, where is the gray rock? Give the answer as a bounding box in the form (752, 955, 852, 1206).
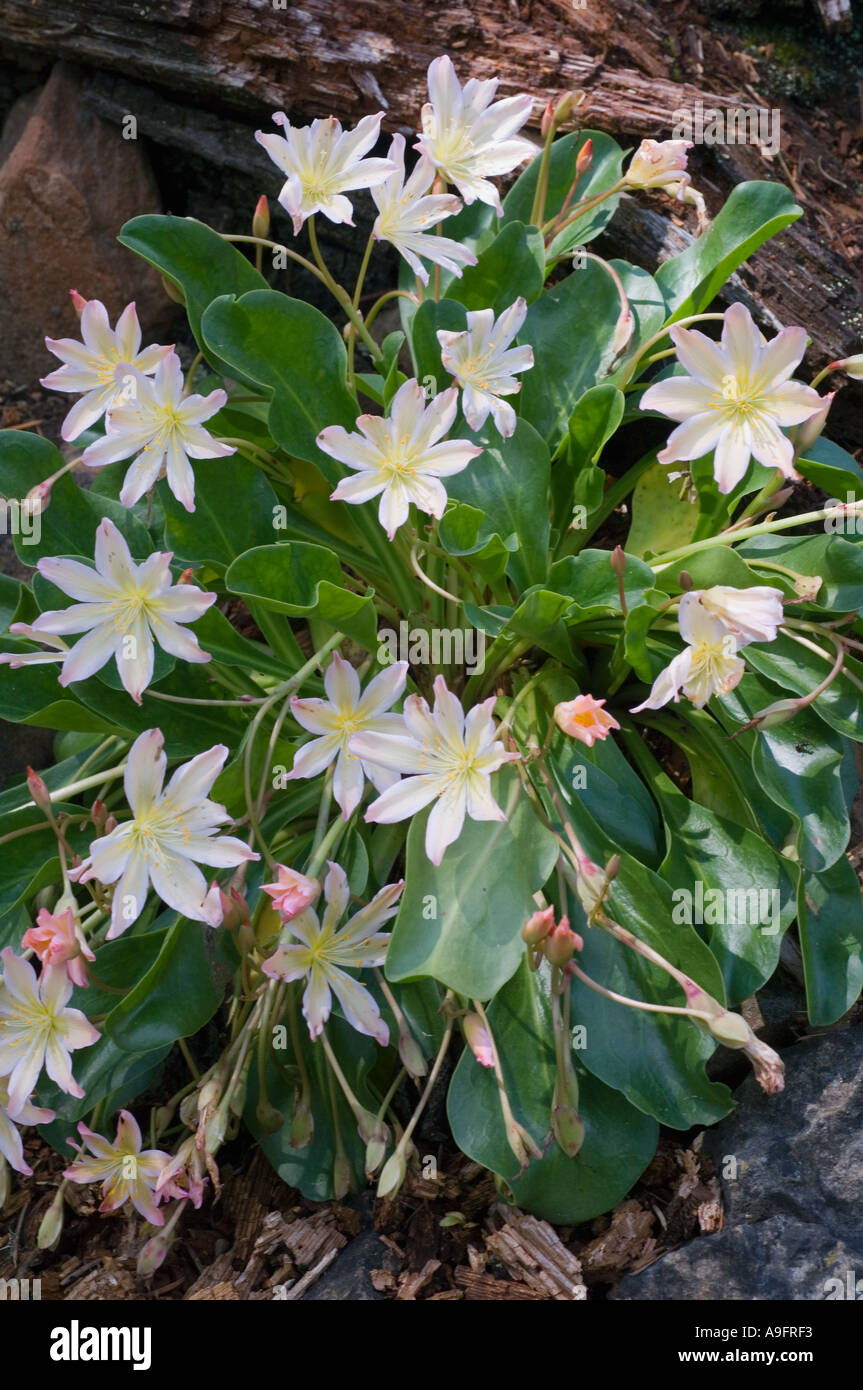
(615, 1025, 863, 1300)
(302, 1229, 391, 1301)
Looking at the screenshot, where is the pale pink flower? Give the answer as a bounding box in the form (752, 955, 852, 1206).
(437, 299, 534, 439)
(0, 1080, 54, 1176)
(262, 861, 403, 1044)
(350, 674, 520, 866)
(641, 303, 824, 493)
(71, 729, 258, 938)
(261, 865, 321, 920)
(41, 298, 172, 443)
(0, 950, 100, 1116)
(371, 134, 477, 285)
(416, 55, 535, 213)
(554, 694, 620, 747)
(255, 111, 396, 235)
(12, 518, 215, 705)
(81, 353, 235, 512)
(696, 585, 784, 646)
(624, 138, 692, 196)
(64, 1110, 172, 1225)
(22, 905, 94, 989)
(287, 652, 409, 818)
(631, 591, 744, 713)
(320, 380, 481, 540)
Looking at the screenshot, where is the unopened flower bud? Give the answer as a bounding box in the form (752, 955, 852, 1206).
(262, 864, 320, 920)
(104, 813, 118, 834)
(829, 353, 863, 380)
(679, 570, 693, 590)
(290, 1096, 314, 1149)
(25, 480, 51, 513)
(255, 1099, 284, 1133)
(575, 137, 593, 178)
(69, 289, 87, 318)
(793, 392, 834, 456)
(161, 273, 186, 306)
(544, 917, 579, 967)
(26, 766, 52, 814)
(253, 194, 270, 240)
(463, 1012, 495, 1068)
(365, 1132, 387, 1177)
(611, 545, 628, 579)
(137, 1231, 171, 1277)
(552, 1102, 585, 1158)
(540, 99, 556, 140)
(750, 697, 802, 731)
(376, 1149, 407, 1200)
(397, 1025, 427, 1078)
(37, 1186, 65, 1250)
(522, 905, 555, 946)
(179, 1092, 199, 1129)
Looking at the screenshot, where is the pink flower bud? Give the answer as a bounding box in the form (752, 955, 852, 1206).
(69, 289, 87, 319)
(262, 864, 321, 920)
(544, 917, 579, 967)
(23, 905, 94, 988)
(576, 138, 593, 178)
(522, 905, 555, 946)
(463, 1012, 495, 1068)
(26, 766, 52, 814)
(253, 194, 270, 240)
(25, 480, 51, 512)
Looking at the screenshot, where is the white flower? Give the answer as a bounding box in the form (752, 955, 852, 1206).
(437, 298, 534, 439)
(0, 1080, 54, 1176)
(262, 860, 403, 1044)
(41, 298, 172, 443)
(371, 134, 477, 285)
(641, 303, 824, 494)
(255, 111, 396, 235)
(64, 1110, 172, 1225)
(624, 138, 692, 196)
(0, 951, 100, 1116)
(697, 584, 784, 646)
(631, 591, 745, 713)
(287, 653, 409, 819)
(319, 380, 481, 539)
(9, 517, 216, 705)
(0, 622, 68, 671)
(349, 674, 520, 866)
(81, 353, 235, 512)
(70, 729, 259, 939)
(416, 54, 535, 212)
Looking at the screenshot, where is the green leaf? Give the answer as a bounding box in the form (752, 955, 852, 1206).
(440, 418, 550, 591)
(738, 532, 863, 613)
(0, 430, 152, 564)
(447, 959, 658, 1223)
(118, 215, 267, 376)
(448, 221, 545, 313)
(549, 548, 656, 621)
(201, 290, 358, 482)
(540, 745, 733, 1128)
(226, 541, 378, 651)
(106, 918, 236, 1051)
(798, 856, 863, 1027)
(656, 181, 802, 319)
(627, 460, 700, 559)
(796, 436, 863, 503)
(158, 455, 280, 571)
(0, 804, 91, 930)
(503, 131, 625, 257)
(742, 634, 863, 744)
(249, 1014, 383, 1201)
(519, 262, 622, 446)
(0, 644, 121, 734)
(751, 708, 849, 872)
(385, 768, 557, 998)
(552, 383, 624, 532)
(39, 1044, 170, 1147)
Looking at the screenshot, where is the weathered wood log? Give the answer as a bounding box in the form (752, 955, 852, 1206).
(2, 0, 861, 440)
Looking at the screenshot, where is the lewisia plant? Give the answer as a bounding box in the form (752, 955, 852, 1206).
(2, 53, 863, 1264)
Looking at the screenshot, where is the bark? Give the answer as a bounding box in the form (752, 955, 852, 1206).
(2, 0, 861, 438)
